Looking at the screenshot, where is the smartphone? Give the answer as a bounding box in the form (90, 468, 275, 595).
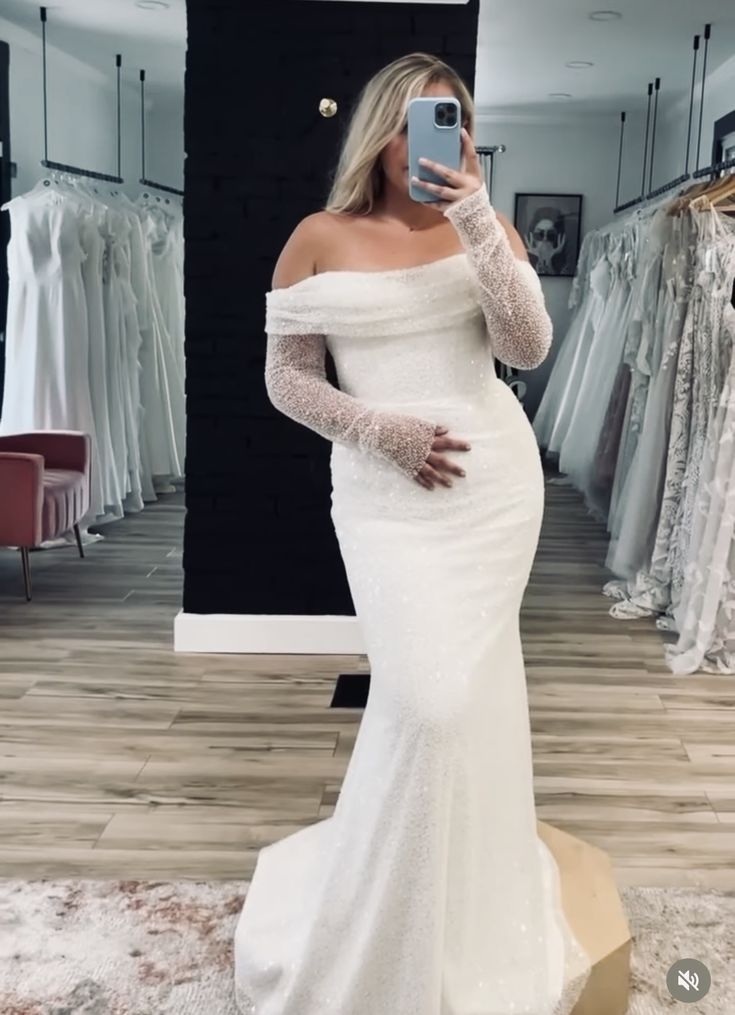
(407, 96, 462, 203)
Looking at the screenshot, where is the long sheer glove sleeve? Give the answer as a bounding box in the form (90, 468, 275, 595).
(443, 185, 553, 369)
(264, 330, 438, 479)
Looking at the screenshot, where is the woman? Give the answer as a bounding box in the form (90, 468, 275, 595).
(234, 52, 591, 1015)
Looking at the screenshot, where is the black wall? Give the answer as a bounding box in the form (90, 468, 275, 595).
(183, 0, 479, 616)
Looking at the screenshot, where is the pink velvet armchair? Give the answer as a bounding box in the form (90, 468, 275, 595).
(0, 431, 91, 600)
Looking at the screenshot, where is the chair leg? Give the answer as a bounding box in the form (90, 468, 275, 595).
(20, 548, 32, 601)
(73, 523, 85, 559)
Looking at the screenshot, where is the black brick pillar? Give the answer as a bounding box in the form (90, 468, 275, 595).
(183, 0, 479, 616)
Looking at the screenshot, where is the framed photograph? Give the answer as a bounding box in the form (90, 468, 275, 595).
(513, 193, 583, 278)
(713, 109, 735, 167)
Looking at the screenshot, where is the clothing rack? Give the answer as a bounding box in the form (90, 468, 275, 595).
(614, 23, 717, 214)
(38, 7, 124, 185)
(693, 155, 735, 180)
(140, 178, 184, 198)
(139, 70, 184, 198)
(40, 161, 122, 184)
(647, 173, 691, 200)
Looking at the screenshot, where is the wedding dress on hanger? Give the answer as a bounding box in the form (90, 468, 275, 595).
(605, 212, 695, 576)
(101, 203, 132, 508)
(603, 206, 735, 631)
(533, 233, 610, 456)
(80, 203, 123, 517)
(532, 232, 594, 450)
(137, 196, 185, 481)
(0, 183, 104, 520)
(557, 231, 635, 510)
(233, 186, 591, 1015)
(666, 299, 735, 672)
(605, 209, 667, 526)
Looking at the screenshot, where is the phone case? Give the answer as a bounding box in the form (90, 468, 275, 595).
(407, 96, 462, 203)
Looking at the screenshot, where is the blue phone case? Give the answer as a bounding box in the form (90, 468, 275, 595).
(407, 96, 462, 203)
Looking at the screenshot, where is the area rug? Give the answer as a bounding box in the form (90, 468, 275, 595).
(0, 880, 732, 1013)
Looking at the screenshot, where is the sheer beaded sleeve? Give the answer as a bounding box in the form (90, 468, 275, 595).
(264, 293, 438, 479)
(443, 185, 553, 369)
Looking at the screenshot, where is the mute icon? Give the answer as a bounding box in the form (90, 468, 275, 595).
(667, 959, 711, 1002)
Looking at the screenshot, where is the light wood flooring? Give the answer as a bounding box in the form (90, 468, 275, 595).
(0, 484, 733, 888)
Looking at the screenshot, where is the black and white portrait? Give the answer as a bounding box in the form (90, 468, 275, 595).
(513, 193, 583, 277)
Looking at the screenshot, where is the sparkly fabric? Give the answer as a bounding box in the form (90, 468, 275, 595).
(265, 331, 437, 479)
(263, 186, 554, 483)
(237, 248, 591, 1013)
(443, 185, 553, 370)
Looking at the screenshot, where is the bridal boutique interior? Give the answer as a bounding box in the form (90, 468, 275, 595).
(0, 0, 185, 590)
(1, 1, 735, 1013)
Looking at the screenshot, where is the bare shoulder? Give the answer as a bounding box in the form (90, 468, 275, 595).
(271, 211, 337, 289)
(495, 210, 530, 262)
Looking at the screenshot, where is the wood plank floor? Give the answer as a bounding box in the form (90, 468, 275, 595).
(0, 483, 733, 888)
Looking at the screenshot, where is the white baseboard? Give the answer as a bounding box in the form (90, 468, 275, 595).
(174, 610, 366, 655)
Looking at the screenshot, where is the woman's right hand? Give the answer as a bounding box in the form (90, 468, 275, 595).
(414, 425, 471, 490)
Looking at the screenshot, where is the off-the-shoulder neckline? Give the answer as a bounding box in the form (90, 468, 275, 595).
(268, 250, 468, 295)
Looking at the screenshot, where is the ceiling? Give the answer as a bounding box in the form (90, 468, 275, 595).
(0, 0, 733, 117)
(476, 0, 735, 122)
(0, 0, 186, 98)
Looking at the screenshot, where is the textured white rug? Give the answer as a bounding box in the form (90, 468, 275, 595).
(0, 880, 732, 1013)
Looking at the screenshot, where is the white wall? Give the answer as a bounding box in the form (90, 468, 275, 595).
(654, 54, 735, 185)
(146, 97, 185, 191)
(0, 16, 183, 199)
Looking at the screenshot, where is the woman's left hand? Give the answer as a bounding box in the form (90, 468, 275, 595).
(411, 127, 483, 213)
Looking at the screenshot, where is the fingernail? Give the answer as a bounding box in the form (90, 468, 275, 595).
(459, 470, 466, 477)
(418, 157, 428, 164)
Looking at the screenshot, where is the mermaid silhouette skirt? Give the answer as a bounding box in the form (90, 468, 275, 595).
(235, 255, 591, 1012)
(234, 378, 591, 1014)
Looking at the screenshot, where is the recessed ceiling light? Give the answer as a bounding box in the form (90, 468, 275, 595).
(566, 61, 595, 69)
(136, 1, 170, 9)
(589, 10, 622, 20)
(549, 93, 573, 99)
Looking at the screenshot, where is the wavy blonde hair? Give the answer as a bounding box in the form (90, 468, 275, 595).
(325, 53, 475, 216)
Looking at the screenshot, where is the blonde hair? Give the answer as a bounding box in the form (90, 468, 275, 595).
(325, 52, 475, 216)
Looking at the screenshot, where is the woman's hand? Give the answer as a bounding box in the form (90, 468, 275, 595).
(414, 425, 471, 490)
(410, 128, 483, 213)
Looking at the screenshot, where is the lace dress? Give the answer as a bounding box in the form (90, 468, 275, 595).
(605, 212, 695, 578)
(665, 301, 735, 672)
(605, 211, 667, 531)
(604, 208, 735, 642)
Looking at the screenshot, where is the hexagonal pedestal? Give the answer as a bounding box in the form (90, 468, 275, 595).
(538, 821, 631, 1015)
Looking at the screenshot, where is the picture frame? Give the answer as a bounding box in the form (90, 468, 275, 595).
(713, 109, 735, 167)
(513, 193, 583, 278)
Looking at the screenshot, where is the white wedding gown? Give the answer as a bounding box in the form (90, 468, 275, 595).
(233, 254, 591, 1015)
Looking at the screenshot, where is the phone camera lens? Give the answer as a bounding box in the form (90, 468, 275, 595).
(435, 102, 456, 127)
